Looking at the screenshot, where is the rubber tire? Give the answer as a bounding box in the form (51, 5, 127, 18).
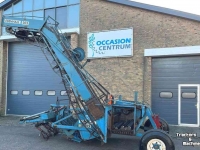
(144, 118, 169, 133)
(139, 129, 175, 150)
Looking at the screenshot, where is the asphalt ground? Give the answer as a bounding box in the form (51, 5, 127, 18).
(0, 116, 200, 150)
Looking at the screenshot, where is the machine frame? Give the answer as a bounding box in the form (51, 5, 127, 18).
(2, 15, 175, 150)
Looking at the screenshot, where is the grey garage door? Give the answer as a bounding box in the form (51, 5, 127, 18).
(7, 42, 68, 115)
(152, 56, 200, 125)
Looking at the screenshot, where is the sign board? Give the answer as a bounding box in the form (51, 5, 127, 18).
(87, 28, 133, 58)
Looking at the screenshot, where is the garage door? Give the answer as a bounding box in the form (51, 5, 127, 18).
(152, 56, 200, 125)
(7, 42, 68, 115)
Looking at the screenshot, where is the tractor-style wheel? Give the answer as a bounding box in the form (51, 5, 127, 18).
(139, 129, 175, 150)
(144, 118, 169, 133)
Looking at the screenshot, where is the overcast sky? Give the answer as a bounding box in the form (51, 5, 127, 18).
(130, 0, 200, 15)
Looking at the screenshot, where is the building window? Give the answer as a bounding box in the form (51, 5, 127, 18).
(10, 90, 18, 95)
(35, 90, 43, 95)
(4, 5, 12, 15)
(159, 92, 173, 99)
(23, 0, 33, 11)
(56, 7, 67, 28)
(23, 11, 33, 19)
(33, 10, 44, 20)
(68, 0, 80, 5)
(67, 5, 79, 28)
(13, 0, 22, 14)
(45, 0, 55, 8)
(2, 0, 80, 35)
(13, 13, 23, 17)
(33, 0, 44, 10)
(182, 92, 196, 99)
(45, 6, 71, 28)
(45, 8, 55, 20)
(47, 90, 56, 96)
(22, 90, 30, 95)
(56, 0, 67, 7)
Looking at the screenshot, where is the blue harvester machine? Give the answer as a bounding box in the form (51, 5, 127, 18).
(2, 16, 175, 150)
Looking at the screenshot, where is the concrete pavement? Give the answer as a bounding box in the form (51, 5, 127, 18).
(0, 116, 200, 150)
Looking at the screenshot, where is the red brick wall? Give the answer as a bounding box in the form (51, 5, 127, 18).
(79, 0, 200, 104)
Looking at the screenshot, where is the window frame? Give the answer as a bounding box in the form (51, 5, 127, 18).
(3, 4, 13, 15)
(13, 0, 23, 14)
(181, 92, 196, 99)
(60, 90, 67, 96)
(67, 3, 80, 28)
(34, 90, 43, 96)
(23, 0, 33, 12)
(47, 90, 56, 96)
(22, 90, 30, 95)
(10, 90, 18, 95)
(159, 91, 173, 99)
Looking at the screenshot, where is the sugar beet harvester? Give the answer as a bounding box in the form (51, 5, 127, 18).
(2, 16, 175, 150)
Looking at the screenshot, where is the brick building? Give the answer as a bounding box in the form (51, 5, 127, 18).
(0, 0, 200, 127)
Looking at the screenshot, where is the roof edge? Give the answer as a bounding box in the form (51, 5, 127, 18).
(107, 0, 200, 22)
(0, 0, 14, 9)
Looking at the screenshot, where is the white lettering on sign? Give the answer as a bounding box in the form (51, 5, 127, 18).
(4, 19, 29, 25)
(22, 21, 29, 25)
(4, 19, 21, 24)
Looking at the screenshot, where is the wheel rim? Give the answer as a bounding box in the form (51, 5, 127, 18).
(72, 47, 85, 62)
(147, 138, 166, 150)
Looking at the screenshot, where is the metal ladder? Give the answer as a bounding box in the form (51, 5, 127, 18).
(33, 20, 108, 141)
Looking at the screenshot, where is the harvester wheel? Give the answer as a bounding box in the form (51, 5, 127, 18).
(144, 118, 169, 133)
(139, 129, 175, 150)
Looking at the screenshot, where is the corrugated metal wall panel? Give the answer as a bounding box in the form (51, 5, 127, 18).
(7, 42, 68, 115)
(152, 56, 200, 125)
